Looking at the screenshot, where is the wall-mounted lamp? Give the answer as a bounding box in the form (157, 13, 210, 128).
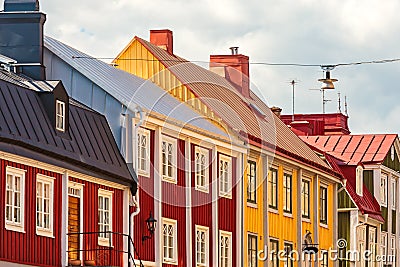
(142, 211, 157, 243)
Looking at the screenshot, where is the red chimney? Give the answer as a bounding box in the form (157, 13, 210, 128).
(210, 47, 250, 98)
(150, 29, 173, 54)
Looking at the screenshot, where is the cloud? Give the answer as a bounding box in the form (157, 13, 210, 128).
(38, 0, 400, 134)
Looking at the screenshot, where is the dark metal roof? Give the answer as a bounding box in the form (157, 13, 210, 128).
(0, 70, 135, 189)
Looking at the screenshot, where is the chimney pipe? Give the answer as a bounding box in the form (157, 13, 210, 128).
(0, 0, 46, 80)
(229, 47, 239, 55)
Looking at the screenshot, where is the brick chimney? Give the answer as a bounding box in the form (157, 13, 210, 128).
(150, 29, 173, 54)
(210, 47, 250, 98)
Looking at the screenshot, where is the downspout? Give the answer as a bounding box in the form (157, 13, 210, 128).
(124, 105, 144, 266)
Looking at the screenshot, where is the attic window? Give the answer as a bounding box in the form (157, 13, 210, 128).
(356, 166, 363, 196)
(56, 100, 65, 132)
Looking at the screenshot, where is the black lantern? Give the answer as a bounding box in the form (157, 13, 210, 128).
(142, 211, 157, 243)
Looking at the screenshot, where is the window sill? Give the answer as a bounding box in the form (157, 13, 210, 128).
(138, 171, 150, 178)
(268, 208, 279, 214)
(302, 217, 311, 223)
(163, 259, 178, 265)
(219, 192, 232, 199)
(162, 177, 177, 184)
(36, 229, 55, 238)
(195, 186, 209, 193)
(283, 212, 293, 218)
(320, 223, 329, 229)
(5, 223, 25, 233)
(98, 238, 113, 247)
(247, 202, 258, 209)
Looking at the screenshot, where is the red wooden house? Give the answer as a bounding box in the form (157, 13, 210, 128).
(0, 68, 137, 267)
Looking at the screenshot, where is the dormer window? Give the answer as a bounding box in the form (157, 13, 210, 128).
(56, 100, 65, 132)
(356, 166, 363, 196)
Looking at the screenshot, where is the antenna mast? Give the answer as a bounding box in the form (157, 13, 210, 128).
(291, 80, 296, 122)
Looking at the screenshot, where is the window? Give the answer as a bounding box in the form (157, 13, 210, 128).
(356, 166, 363, 196)
(283, 173, 292, 213)
(381, 174, 387, 207)
(137, 128, 150, 176)
(196, 226, 209, 266)
(56, 100, 65, 132)
(162, 136, 177, 183)
(357, 225, 366, 267)
(163, 218, 177, 264)
(390, 235, 396, 262)
(195, 146, 209, 192)
(219, 155, 232, 197)
(36, 174, 54, 237)
(320, 186, 328, 224)
(247, 160, 257, 203)
(268, 168, 278, 209)
(320, 251, 328, 267)
(301, 179, 310, 218)
(269, 239, 279, 267)
(368, 228, 377, 265)
(98, 189, 112, 246)
(219, 231, 232, 267)
(248, 234, 258, 267)
(381, 233, 387, 258)
(391, 179, 397, 210)
(5, 167, 25, 232)
(284, 242, 293, 267)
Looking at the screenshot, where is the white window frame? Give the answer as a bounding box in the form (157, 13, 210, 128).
(248, 233, 258, 267)
(98, 189, 113, 247)
(5, 166, 26, 233)
(219, 155, 232, 198)
(137, 128, 150, 177)
(195, 225, 209, 267)
(284, 241, 294, 267)
(56, 100, 65, 132)
(162, 218, 178, 264)
(356, 165, 363, 196)
(268, 167, 278, 209)
(269, 238, 279, 267)
(357, 225, 366, 266)
(320, 185, 328, 225)
(247, 160, 257, 204)
(390, 235, 396, 264)
(381, 232, 388, 259)
(283, 172, 292, 213)
(161, 135, 177, 184)
(219, 230, 232, 267)
(381, 173, 388, 207)
(391, 178, 396, 210)
(195, 146, 209, 193)
(36, 174, 55, 238)
(301, 179, 311, 219)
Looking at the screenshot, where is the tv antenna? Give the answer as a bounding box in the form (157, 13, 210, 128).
(288, 79, 300, 122)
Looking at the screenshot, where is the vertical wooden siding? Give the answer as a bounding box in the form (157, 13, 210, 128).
(218, 155, 237, 267)
(69, 176, 125, 266)
(134, 129, 155, 262)
(0, 159, 62, 266)
(162, 139, 186, 267)
(191, 144, 213, 267)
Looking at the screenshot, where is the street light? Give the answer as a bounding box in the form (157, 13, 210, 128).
(142, 211, 157, 243)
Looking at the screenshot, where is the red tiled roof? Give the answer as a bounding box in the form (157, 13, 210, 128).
(344, 181, 384, 222)
(300, 134, 398, 165)
(131, 37, 339, 175)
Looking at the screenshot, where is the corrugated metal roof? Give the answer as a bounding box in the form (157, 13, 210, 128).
(301, 134, 398, 165)
(0, 75, 134, 187)
(44, 36, 227, 138)
(133, 37, 330, 169)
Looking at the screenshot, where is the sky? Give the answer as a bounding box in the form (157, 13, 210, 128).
(30, 0, 400, 134)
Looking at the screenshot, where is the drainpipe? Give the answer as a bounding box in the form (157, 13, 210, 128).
(129, 105, 144, 266)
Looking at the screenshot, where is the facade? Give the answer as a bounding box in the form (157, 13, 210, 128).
(113, 30, 343, 267)
(301, 133, 400, 267)
(0, 69, 136, 267)
(44, 23, 246, 267)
